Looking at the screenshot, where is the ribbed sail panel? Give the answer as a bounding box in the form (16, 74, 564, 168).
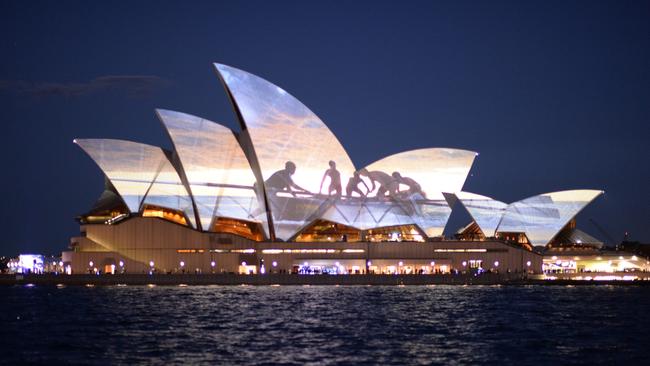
(454, 192, 507, 237)
(75, 138, 196, 228)
(215, 63, 356, 240)
(351, 148, 477, 237)
(157, 109, 269, 237)
(496, 190, 604, 246)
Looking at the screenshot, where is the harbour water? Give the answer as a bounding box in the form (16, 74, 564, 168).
(1, 285, 648, 364)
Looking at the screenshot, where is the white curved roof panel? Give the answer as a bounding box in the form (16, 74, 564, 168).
(453, 192, 508, 237)
(215, 63, 357, 240)
(157, 109, 269, 236)
(353, 148, 477, 236)
(75, 138, 196, 228)
(141, 157, 197, 229)
(496, 189, 604, 246)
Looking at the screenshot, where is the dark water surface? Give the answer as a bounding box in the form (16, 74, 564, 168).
(1, 285, 649, 365)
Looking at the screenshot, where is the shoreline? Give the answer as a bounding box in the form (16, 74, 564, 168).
(2, 273, 649, 286)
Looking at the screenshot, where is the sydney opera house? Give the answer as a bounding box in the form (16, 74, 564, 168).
(62, 64, 604, 276)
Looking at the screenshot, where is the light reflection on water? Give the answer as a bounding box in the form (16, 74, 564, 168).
(1, 285, 649, 364)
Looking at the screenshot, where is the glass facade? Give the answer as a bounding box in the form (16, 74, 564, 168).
(496, 190, 604, 246)
(141, 157, 197, 229)
(215, 63, 357, 240)
(157, 109, 269, 236)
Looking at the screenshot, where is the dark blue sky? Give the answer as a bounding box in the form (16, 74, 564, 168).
(1, 0, 648, 255)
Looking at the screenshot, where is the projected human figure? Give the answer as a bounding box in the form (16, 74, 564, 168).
(265, 161, 309, 197)
(359, 169, 394, 197)
(346, 171, 370, 198)
(391, 172, 426, 198)
(319, 160, 342, 198)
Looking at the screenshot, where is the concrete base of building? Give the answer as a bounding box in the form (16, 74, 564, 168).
(64, 218, 544, 276)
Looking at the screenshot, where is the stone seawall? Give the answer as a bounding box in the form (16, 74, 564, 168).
(1, 273, 648, 286)
(3, 273, 527, 286)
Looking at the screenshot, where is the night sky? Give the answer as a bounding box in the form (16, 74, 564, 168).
(1, 0, 648, 255)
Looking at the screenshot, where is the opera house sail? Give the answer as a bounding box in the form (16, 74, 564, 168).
(75, 138, 197, 229)
(356, 148, 477, 237)
(156, 109, 270, 237)
(446, 192, 508, 237)
(215, 63, 358, 241)
(495, 190, 604, 246)
(65, 63, 605, 275)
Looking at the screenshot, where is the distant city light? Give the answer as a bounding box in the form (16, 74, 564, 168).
(180, 261, 185, 267)
(272, 261, 278, 267)
(462, 261, 467, 267)
(88, 261, 94, 267)
(149, 261, 154, 267)
(211, 261, 216, 267)
(119, 261, 124, 267)
(526, 261, 531, 267)
(494, 261, 499, 267)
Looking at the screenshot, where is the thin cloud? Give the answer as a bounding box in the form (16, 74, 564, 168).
(0, 75, 171, 98)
